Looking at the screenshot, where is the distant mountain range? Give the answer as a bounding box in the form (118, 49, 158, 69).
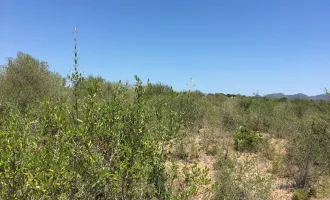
(264, 93, 330, 101)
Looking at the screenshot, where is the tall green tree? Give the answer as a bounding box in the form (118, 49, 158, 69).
(0, 52, 65, 111)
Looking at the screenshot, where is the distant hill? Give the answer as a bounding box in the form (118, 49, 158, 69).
(265, 93, 330, 101)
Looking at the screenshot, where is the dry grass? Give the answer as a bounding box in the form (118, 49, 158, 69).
(187, 128, 329, 199)
(169, 127, 330, 199)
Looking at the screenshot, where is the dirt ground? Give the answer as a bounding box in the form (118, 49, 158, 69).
(175, 129, 330, 200)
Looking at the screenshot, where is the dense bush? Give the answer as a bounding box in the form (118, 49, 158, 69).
(0, 70, 209, 199)
(212, 152, 272, 200)
(285, 116, 330, 190)
(292, 189, 310, 200)
(0, 52, 66, 112)
(170, 90, 208, 132)
(0, 31, 210, 199)
(234, 126, 265, 152)
(220, 98, 240, 132)
(144, 82, 173, 96)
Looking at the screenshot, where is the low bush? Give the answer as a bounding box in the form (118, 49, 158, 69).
(205, 145, 218, 156)
(269, 155, 284, 175)
(212, 151, 272, 200)
(285, 116, 330, 190)
(292, 189, 310, 200)
(234, 126, 265, 152)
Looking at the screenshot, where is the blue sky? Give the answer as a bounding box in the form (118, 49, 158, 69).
(1, 0, 330, 96)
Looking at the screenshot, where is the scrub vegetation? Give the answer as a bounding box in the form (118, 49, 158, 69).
(0, 30, 329, 200)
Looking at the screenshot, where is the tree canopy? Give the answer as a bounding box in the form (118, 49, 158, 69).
(0, 52, 65, 111)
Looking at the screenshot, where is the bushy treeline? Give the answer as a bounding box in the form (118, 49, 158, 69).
(0, 51, 330, 199)
(204, 92, 330, 199)
(0, 52, 67, 112)
(0, 51, 214, 199)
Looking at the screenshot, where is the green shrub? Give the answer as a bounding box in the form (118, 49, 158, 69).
(171, 90, 206, 132)
(205, 145, 218, 156)
(144, 82, 173, 96)
(285, 116, 330, 190)
(269, 103, 298, 138)
(269, 155, 284, 175)
(221, 99, 240, 132)
(0, 29, 210, 199)
(212, 152, 272, 200)
(234, 126, 264, 152)
(169, 161, 210, 199)
(309, 187, 317, 197)
(241, 98, 273, 132)
(259, 139, 274, 160)
(222, 112, 236, 131)
(292, 189, 310, 200)
(0, 52, 65, 112)
(237, 96, 253, 111)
